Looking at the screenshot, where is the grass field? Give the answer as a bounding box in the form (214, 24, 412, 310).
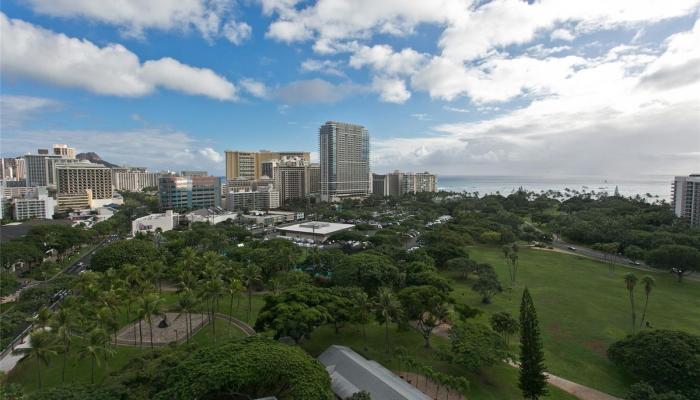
(449, 245, 700, 397)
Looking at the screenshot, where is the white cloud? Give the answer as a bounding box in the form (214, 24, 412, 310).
(239, 78, 269, 98)
(25, 0, 251, 44)
(371, 77, 411, 103)
(349, 44, 426, 76)
(300, 59, 346, 77)
(0, 13, 237, 100)
(222, 20, 252, 44)
(198, 147, 224, 163)
(550, 28, 575, 41)
(0, 95, 61, 129)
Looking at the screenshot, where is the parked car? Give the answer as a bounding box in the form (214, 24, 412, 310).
(567, 246, 577, 251)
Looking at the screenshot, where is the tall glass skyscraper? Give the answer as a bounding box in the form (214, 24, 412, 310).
(319, 121, 370, 202)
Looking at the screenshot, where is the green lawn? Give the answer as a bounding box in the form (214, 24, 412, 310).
(449, 246, 700, 397)
(301, 323, 576, 400)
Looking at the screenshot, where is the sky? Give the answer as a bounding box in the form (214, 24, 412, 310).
(1, 0, 699, 177)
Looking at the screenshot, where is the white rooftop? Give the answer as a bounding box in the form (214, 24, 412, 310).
(277, 221, 354, 235)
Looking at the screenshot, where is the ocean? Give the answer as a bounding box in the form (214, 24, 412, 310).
(437, 175, 675, 202)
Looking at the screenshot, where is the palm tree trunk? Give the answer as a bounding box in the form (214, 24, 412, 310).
(384, 320, 390, 353)
(639, 294, 650, 329)
(362, 323, 368, 351)
(138, 320, 143, 348)
(628, 291, 636, 333)
(149, 319, 154, 349)
(36, 358, 42, 389)
(247, 287, 252, 322)
(229, 294, 234, 337)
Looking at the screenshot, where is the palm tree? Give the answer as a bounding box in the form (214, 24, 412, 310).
(638, 275, 655, 330)
(77, 328, 115, 384)
(174, 291, 197, 342)
(225, 279, 243, 336)
(200, 277, 225, 341)
(138, 294, 164, 349)
(624, 273, 638, 333)
(146, 260, 167, 293)
(374, 287, 402, 353)
(353, 291, 372, 351)
(241, 262, 262, 322)
(13, 331, 60, 389)
(179, 247, 199, 274)
(177, 270, 198, 293)
(51, 307, 73, 382)
(30, 306, 53, 331)
(51, 308, 74, 383)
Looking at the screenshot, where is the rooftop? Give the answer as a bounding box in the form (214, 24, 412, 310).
(276, 221, 354, 235)
(318, 345, 430, 400)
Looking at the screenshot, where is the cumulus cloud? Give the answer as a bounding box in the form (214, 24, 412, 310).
(550, 28, 575, 41)
(198, 147, 224, 163)
(239, 78, 269, 98)
(0, 13, 237, 100)
(25, 0, 251, 44)
(371, 77, 411, 103)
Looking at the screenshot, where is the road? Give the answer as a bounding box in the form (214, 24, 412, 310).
(0, 235, 118, 372)
(549, 236, 699, 282)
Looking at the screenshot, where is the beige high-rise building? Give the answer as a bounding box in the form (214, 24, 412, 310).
(52, 144, 76, 158)
(274, 163, 321, 203)
(225, 150, 310, 180)
(319, 121, 370, 201)
(56, 162, 113, 200)
(372, 171, 437, 197)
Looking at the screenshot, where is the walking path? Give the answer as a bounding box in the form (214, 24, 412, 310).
(506, 361, 621, 400)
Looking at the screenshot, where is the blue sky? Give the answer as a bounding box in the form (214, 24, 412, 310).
(1, 1, 699, 176)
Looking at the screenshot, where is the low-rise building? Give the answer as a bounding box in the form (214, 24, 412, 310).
(131, 210, 179, 236)
(159, 175, 221, 210)
(185, 208, 239, 225)
(276, 221, 355, 243)
(12, 193, 56, 220)
(225, 187, 280, 211)
(318, 345, 430, 400)
(372, 171, 437, 196)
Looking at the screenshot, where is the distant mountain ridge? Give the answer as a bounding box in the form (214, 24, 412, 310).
(75, 152, 120, 168)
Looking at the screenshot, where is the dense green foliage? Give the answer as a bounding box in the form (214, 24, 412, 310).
(608, 330, 700, 399)
(155, 337, 333, 400)
(448, 321, 508, 371)
(90, 239, 160, 272)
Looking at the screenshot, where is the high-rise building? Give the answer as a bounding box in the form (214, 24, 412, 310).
(159, 175, 221, 210)
(24, 154, 61, 186)
(52, 144, 76, 158)
(57, 190, 92, 212)
(12, 187, 56, 220)
(56, 162, 113, 202)
(319, 121, 370, 201)
(672, 174, 700, 227)
(274, 162, 321, 203)
(225, 150, 311, 180)
(372, 171, 438, 197)
(1, 158, 26, 180)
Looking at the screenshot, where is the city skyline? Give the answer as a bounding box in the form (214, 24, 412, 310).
(1, 1, 699, 177)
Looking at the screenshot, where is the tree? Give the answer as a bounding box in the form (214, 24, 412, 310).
(519, 287, 547, 400)
(138, 293, 164, 349)
(398, 285, 450, 348)
(646, 245, 700, 282)
(90, 240, 159, 272)
(351, 290, 373, 351)
(471, 264, 502, 304)
(638, 275, 655, 330)
(448, 321, 508, 371)
(254, 285, 345, 343)
(453, 303, 483, 322)
(608, 330, 700, 398)
(13, 331, 60, 389)
(332, 252, 400, 295)
(445, 257, 475, 280)
(348, 391, 372, 400)
(51, 308, 74, 383)
(374, 287, 402, 353)
(490, 311, 520, 345)
(241, 262, 262, 322)
(174, 291, 197, 342)
(225, 278, 243, 336)
(154, 337, 332, 399)
(77, 328, 115, 384)
(199, 277, 224, 341)
(624, 273, 638, 333)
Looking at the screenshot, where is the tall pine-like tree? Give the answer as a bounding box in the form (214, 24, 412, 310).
(519, 287, 548, 399)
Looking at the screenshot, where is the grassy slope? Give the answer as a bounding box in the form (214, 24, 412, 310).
(454, 246, 700, 396)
